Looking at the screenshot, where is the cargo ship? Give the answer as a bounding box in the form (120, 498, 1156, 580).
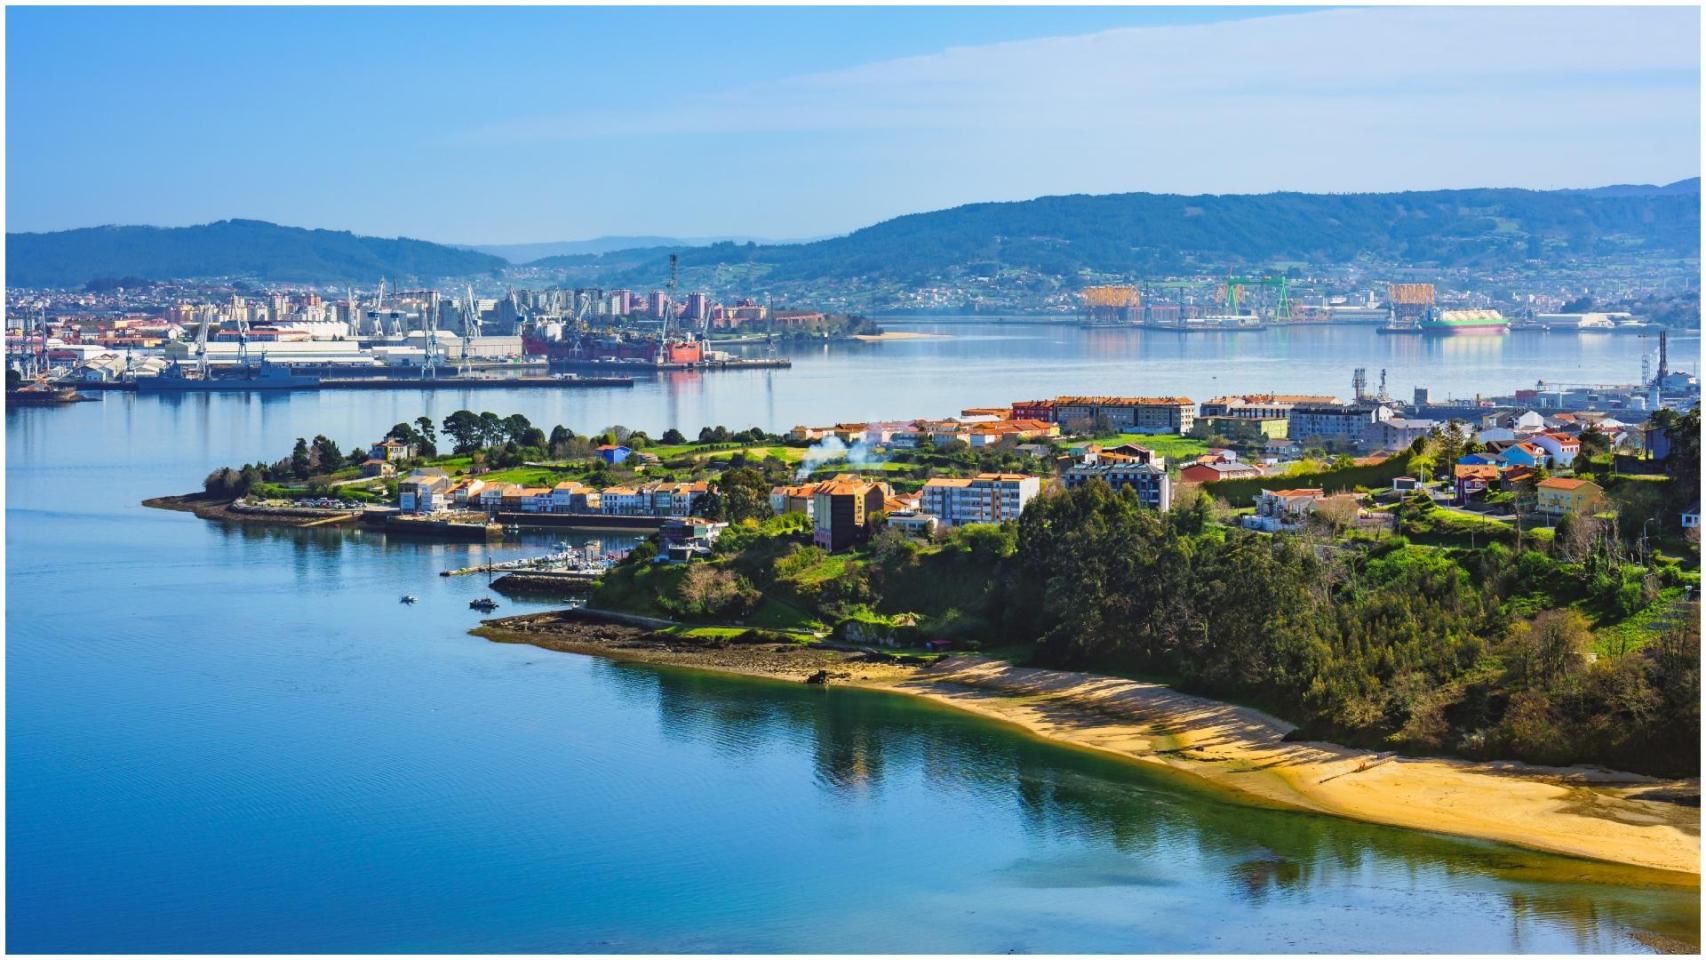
(136, 358, 322, 392)
(1420, 309, 1509, 336)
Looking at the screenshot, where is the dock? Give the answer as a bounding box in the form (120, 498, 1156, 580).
(318, 374, 634, 390)
(77, 374, 633, 393)
(494, 512, 667, 531)
(548, 357, 791, 373)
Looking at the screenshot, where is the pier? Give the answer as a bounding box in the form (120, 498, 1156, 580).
(77, 373, 634, 393)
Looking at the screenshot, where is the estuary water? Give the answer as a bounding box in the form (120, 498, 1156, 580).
(7, 323, 1701, 953)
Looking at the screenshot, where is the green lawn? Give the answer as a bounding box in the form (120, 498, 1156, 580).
(1100, 433, 1210, 460)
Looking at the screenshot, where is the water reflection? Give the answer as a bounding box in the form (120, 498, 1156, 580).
(603, 660, 1699, 951)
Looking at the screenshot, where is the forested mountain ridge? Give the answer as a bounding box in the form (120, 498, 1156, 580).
(11, 180, 1697, 291)
(7, 219, 507, 288)
(530, 180, 1702, 288)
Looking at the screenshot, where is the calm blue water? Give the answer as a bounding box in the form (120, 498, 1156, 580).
(7, 325, 1700, 953)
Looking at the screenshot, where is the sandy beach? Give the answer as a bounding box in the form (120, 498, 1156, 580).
(479, 611, 1700, 881)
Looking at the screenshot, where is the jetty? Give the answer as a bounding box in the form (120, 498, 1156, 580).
(441, 549, 613, 578)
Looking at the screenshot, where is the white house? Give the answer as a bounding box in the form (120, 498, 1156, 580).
(398, 469, 451, 515)
(1529, 432, 1582, 469)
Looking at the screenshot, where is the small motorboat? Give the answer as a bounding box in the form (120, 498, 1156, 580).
(400, 595, 418, 604)
(469, 597, 499, 612)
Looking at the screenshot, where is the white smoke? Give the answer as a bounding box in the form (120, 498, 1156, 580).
(796, 434, 887, 480)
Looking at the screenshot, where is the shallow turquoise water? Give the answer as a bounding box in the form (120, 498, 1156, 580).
(6, 327, 1700, 952)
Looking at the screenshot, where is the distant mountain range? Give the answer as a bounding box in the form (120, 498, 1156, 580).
(532, 179, 1703, 291)
(6, 219, 506, 288)
(458, 235, 806, 263)
(8, 180, 1699, 290)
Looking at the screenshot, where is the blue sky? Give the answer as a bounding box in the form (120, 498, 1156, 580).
(6, 5, 1699, 244)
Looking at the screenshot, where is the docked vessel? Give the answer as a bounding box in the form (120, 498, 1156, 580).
(1421, 309, 1509, 336)
(1149, 315, 1266, 332)
(1376, 319, 1423, 335)
(137, 358, 321, 392)
(521, 326, 790, 371)
(5, 381, 83, 405)
(523, 328, 705, 367)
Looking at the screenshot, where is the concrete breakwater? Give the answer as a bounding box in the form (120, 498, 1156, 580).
(489, 571, 601, 595)
(493, 512, 667, 531)
(141, 494, 359, 528)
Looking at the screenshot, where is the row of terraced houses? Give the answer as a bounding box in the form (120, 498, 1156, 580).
(398, 469, 710, 518)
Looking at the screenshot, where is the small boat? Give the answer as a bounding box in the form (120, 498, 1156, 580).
(469, 597, 499, 612)
(400, 594, 418, 604)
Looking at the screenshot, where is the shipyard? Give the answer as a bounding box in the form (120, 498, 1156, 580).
(5, 253, 829, 394)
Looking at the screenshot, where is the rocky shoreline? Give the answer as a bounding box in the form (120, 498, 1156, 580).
(474, 610, 927, 685)
(143, 493, 360, 527)
(478, 608, 1702, 881)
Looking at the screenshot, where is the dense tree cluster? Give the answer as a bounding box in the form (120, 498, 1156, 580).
(992, 482, 1698, 775)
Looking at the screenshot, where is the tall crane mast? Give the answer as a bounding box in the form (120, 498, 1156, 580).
(235, 310, 251, 368)
(662, 253, 678, 341)
(421, 290, 441, 379)
(193, 310, 212, 380)
(459, 284, 479, 376)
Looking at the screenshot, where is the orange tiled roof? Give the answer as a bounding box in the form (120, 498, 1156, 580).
(1055, 395, 1192, 406)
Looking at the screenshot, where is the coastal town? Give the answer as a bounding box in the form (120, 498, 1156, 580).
(4, 273, 1696, 396)
(144, 349, 1704, 855)
(10, 5, 1705, 955)
(201, 357, 1690, 547)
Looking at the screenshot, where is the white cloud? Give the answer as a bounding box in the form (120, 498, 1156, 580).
(470, 6, 1699, 152)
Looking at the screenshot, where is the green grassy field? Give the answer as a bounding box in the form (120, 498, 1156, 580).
(1099, 433, 1211, 460)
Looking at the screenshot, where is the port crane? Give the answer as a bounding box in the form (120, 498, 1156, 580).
(234, 307, 252, 369)
(421, 290, 441, 379)
(1223, 275, 1293, 321)
(192, 310, 212, 380)
(458, 285, 480, 376)
(661, 253, 678, 342)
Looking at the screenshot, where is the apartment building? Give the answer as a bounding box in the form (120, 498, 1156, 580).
(812, 478, 887, 551)
(1063, 461, 1172, 511)
(920, 473, 1041, 528)
(1287, 403, 1394, 444)
(1199, 394, 1335, 419)
(1052, 396, 1196, 435)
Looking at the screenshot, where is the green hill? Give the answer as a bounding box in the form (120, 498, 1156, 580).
(531, 180, 1702, 288)
(7, 219, 506, 288)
